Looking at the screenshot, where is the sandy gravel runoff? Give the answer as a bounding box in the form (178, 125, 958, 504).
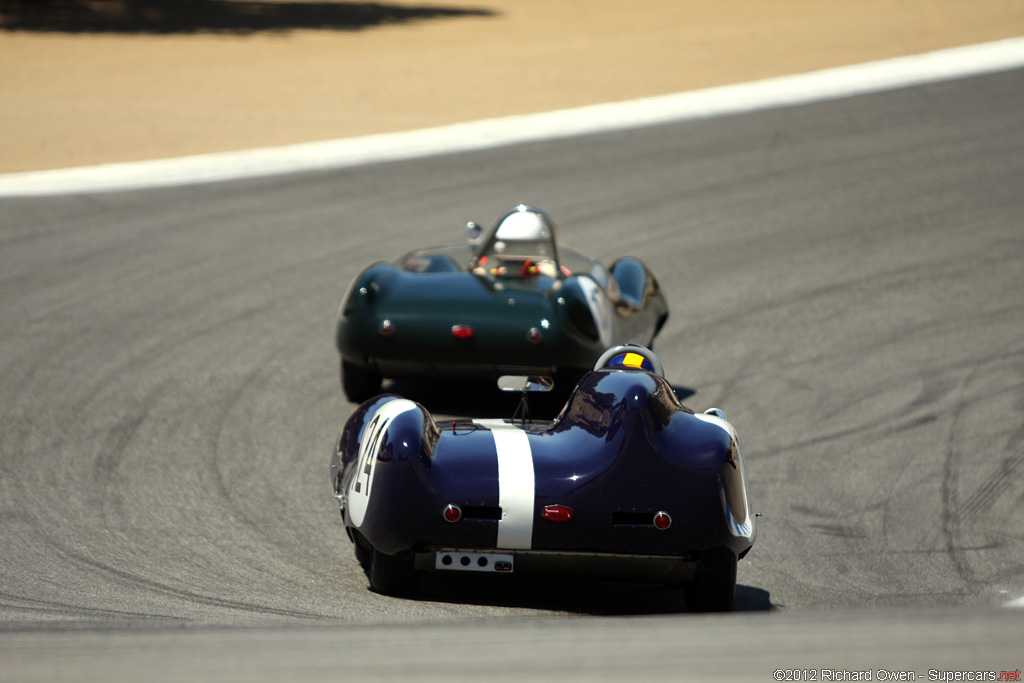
(2, 0, 1023, 174)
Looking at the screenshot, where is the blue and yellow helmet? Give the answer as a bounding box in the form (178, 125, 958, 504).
(606, 351, 654, 372)
(593, 344, 665, 378)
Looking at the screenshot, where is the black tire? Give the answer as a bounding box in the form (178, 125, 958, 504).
(352, 534, 372, 571)
(683, 548, 737, 612)
(369, 547, 417, 597)
(649, 313, 668, 349)
(341, 358, 382, 404)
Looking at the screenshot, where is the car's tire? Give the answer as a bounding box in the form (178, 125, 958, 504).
(683, 548, 737, 612)
(652, 313, 668, 347)
(352, 533, 372, 571)
(369, 547, 417, 596)
(341, 358, 382, 403)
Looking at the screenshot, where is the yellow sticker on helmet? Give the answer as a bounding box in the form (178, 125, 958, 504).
(622, 352, 646, 368)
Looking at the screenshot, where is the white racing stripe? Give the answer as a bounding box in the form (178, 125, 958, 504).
(1, 38, 1023, 197)
(477, 419, 535, 550)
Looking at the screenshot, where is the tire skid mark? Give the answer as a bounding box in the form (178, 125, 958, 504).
(807, 523, 867, 539)
(0, 592, 182, 624)
(204, 317, 339, 576)
(958, 441, 1024, 524)
(788, 505, 868, 542)
(942, 390, 980, 585)
(91, 385, 160, 482)
(747, 345, 1024, 462)
(76, 299, 277, 497)
(207, 336, 298, 533)
(48, 543, 325, 620)
(940, 344, 1024, 588)
(689, 248, 1023, 347)
(759, 410, 942, 458)
(693, 352, 763, 412)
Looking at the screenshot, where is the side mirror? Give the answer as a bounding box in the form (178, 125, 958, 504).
(466, 221, 482, 246)
(497, 375, 554, 393)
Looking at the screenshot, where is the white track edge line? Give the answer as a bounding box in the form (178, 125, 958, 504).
(2, 37, 1023, 198)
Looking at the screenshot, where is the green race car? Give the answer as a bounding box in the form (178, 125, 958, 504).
(335, 205, 669, 402)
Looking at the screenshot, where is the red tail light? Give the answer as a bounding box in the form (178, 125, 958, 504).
(451, 325, 474, 339)
(542, 505, 573, 522)
(379, 319, 394, 336)
(443, 504, 462, 522)
(526, 327, 542, 344)
(653, 511, 672, 530)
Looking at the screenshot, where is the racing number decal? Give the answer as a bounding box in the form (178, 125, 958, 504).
(347, 399, 417, 528)
(694, 413, 754, 539)
(577, 277, 613, 347)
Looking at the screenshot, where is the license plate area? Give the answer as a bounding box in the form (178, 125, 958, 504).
(435, 551, 514, 573)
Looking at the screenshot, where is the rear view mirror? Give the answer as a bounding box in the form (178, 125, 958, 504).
(497, 375, 554, 393)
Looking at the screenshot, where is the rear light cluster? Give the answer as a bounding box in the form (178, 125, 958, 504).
(442, 504, 670, 528)
(377, 322, 542, 343)
(442, 504, 574, 523)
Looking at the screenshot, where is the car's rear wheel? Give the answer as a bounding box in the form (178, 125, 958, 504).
(683, 548, 737, 612)
(370, 547, 417, 597)
(341, 358, 382, 403)
(351, 532, 372, 571)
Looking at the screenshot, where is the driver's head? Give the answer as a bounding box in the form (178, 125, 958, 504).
(593, 344, 665, 378)
(607, 351, 655, 371)
(494, 205, 556, 245)
(472, 205, 560, 276)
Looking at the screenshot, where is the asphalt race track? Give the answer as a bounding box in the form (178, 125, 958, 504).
(2, 69, 1024, 679)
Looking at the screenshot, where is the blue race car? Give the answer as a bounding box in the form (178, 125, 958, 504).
(329, 345, 755, 611)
